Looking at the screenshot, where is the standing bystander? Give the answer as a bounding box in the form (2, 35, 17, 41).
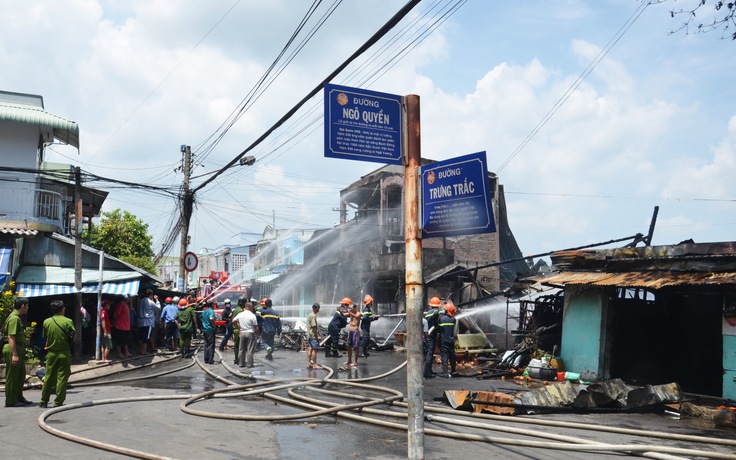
(99, 299, 113, 363)
(306, 303, 322, 369)
(232, 301, 259, 368)
(160, 297, 178, 351)
(111, 295, 132, 359)
(345, 303, 362, 367)
(138, 289, 159, 354)
(201, 300, 216, 364)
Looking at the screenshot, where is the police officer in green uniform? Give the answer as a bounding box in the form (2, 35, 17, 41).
(230, 297, 245, 365)
(40, 300, 75, 408)
(3, 296, 32, 407)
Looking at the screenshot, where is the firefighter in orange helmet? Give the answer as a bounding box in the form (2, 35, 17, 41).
(423, 296, 443, 378)
(438, 300, 457, 378)
(359, 295, 381, 358)
(326, 297, 351, 358)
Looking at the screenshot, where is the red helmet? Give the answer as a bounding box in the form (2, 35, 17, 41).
(429, 297, 441, 307)
(196, 296, 204, 302)
(165, 297, 173, 304)
(363, 295, 373, 304)
(341, 297, 352, 305)
(444, 302, 456, 317)
(178, 299, 188, 308)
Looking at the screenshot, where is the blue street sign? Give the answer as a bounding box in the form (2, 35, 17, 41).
(324, 83, 403, 165)
(421, 151, 496, 238)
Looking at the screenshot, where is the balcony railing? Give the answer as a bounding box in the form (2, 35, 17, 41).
(0, 186, 65, 232)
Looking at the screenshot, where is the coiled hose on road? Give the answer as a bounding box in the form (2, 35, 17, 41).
(29, 345, 736, 460)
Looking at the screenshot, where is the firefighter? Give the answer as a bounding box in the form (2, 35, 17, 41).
(423, 296, 442, 378)
(259, 298, 281, 360)
(359, 295, 381, 358)
(326, 298, 351, 358)
(438, 300, 457, 378)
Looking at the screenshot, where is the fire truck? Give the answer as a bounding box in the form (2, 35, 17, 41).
(196, 271, 250, 332)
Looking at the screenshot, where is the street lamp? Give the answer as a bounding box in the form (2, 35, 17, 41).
(240, 155, 256, 166)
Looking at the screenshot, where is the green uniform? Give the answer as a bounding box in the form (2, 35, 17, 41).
(41, 314, 74, 407)
(3, 310, 27, 406)
(175, 306, 196, 356)
(231, 306, 242, 364)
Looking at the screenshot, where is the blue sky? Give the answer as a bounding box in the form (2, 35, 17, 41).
(1, 0, 734, 261)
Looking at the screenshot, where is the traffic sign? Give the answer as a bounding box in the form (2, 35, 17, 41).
(324, 83, 403, 165)
(184, 251, 198, 272)
(420, 151, 496, 238)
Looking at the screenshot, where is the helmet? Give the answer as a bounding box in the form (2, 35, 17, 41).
(341, 297, 352, 305)
(165, 297, 173, 304)
(196, 296, 204, 303)
(224, 299, 231, 304)
(172, 296, 180, 303)
(444, 302, 456, 317)
(178, 299, 188, 307)
(429, 296, 441, 307)
(363, 295, 374, 304)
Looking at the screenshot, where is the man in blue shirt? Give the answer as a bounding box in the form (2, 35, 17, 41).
(160, 297, 179, 351)
(201, 300, 216, 364)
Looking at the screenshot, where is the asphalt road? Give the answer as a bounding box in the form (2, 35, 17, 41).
(2, 340, 736, 459)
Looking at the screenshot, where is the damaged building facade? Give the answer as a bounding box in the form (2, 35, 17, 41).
(534, 241, 736, 399)
(301, 160, 530, 314)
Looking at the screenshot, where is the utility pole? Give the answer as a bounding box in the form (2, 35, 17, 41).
(179, 145, 193, 292)
(404, 94, 424, 459)
(73, 166, 83, 356)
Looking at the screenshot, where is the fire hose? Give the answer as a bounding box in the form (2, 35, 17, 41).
(34, 346, 736, 460)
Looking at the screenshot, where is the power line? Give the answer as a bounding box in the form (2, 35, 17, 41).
(496, 1, 651, 173)
(192, 0, 422, 193)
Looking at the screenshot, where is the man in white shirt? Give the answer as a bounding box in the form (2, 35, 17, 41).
(231, 301, 259, 368)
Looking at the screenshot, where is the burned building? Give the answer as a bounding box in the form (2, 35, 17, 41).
(302, 161, 529, 314)
(532, 241, 736, 399)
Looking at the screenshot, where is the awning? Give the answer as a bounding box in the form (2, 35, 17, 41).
(0, 101, 79, 148)
(17, 284, 77, 297)
(255, 273, 280, 284)
(79, 279, 140, 296)
(16, 266, 143, 297)
(18, 279, 141, 298)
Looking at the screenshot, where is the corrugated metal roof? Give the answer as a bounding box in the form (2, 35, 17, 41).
(538, 270, 736, 288)
(0, 101, 79, 148)
(0, 227, 38, 236)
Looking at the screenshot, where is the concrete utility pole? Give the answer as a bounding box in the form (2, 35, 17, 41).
(404, 94, 424, 459)
(73, 166, 83, 356)
(179, 145, 193, 292)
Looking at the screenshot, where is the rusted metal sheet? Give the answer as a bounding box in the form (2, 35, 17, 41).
(539, 270, 736, 288)
(472, 391, 516, 415)
(444, 390, 472, 410)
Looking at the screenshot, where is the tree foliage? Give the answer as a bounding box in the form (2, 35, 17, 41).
(83, 209, 156, 273)
(653, 0, 736, 40)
